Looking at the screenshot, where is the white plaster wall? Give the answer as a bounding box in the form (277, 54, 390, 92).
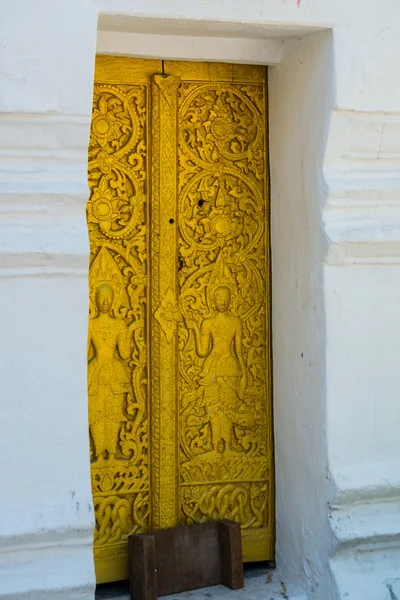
(326, 266, 400, 478)
(323, 107, 400, 597)
(1, 0, 400, 598)
(269, 32, 334, 597)
(94, 0, 400, 112)
(0, 1, 98, 598)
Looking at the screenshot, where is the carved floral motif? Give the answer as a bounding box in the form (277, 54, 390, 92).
(154, 288, 181, 343)
(88, 81, 149, 554)
(177, 81, 270, 529)
(88, 59, 273, 581)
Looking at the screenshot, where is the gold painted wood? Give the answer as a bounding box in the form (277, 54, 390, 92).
(164, 61, 266, 82)
(95, 56, 162, 84)
(176, 65, 274, 560)
(150, 73, 181, 529)
(88, 55, 273, 584)
(87, 56, 152, 583)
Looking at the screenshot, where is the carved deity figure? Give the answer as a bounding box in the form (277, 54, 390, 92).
(88, 284, 133, 461)
(186, 286, 251, 453)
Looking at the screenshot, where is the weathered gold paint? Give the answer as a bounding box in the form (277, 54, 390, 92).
(87, 56, 274, 583)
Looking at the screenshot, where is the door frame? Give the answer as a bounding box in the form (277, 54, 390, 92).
(92, 18, 331, 589)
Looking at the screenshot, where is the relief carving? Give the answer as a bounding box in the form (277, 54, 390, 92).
(154, 288, 181, 343)
(150, 73, 181, 528)
(88, 79, 150, 560)
(88, 249, 138, 460)
(88, 59, 273, 581)
(177, 81, 271, 530)
(185, 284, 253, 455)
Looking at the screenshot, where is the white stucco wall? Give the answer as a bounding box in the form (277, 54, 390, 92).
(0, 2, 98, 598)
(269, 31, 334, 596)
(1, 0, 400, 599)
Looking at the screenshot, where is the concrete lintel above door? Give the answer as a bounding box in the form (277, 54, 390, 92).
(96, 31, 284, 66)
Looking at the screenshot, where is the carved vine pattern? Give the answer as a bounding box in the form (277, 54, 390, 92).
(87, 71, 271, 559)
(177, 82, 269, 528)
(88, 82, 149, 550)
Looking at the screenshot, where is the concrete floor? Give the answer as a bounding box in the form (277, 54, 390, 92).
(96, 566, 307, 600)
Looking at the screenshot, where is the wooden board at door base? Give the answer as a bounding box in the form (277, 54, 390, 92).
(87, 55, 274, 584)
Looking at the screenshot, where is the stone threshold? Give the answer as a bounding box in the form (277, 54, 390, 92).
(96, 566, 307, 600)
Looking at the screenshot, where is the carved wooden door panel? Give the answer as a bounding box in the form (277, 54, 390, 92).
(88, 56, 274, 584)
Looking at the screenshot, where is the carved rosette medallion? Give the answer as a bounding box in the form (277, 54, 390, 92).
(154, 288, 181, 342)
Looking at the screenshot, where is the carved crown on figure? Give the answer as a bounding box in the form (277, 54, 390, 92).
(89, 247, 124, 316)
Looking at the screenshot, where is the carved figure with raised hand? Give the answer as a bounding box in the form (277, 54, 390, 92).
(185, 286, 253, 454)
(88, 283, 135, 461)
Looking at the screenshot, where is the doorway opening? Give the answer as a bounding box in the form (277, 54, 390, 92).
(87, 55, 274, 583)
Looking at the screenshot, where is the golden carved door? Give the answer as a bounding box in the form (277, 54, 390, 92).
(87, 56, 274, 584)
